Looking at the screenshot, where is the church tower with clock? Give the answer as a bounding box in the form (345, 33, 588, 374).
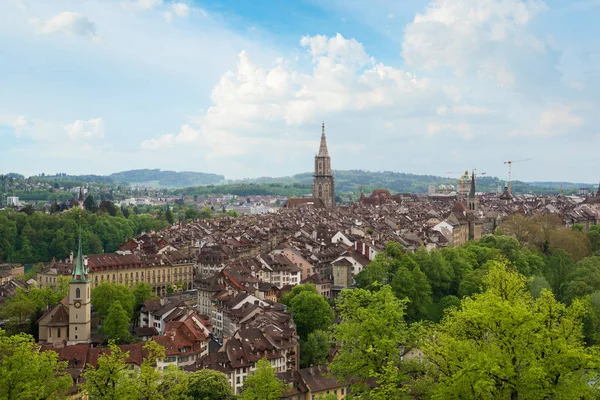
(313, 123, 335, 208)
(68, 225, 92, 345)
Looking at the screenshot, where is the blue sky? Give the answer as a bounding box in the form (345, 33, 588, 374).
(1, 0, 599, 183)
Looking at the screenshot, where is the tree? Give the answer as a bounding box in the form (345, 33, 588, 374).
(330, 285, 412, 398)
(165, 205, 174, 225)
(99, 200, 118, 217)
(391, 265, 432, 321)
(542, 248, 575, 302)
(300, 330, 330, 368)
(132, 341, 189, 400)
(280, 283, 318, 306)
(91, 282, 135, 319)
(563, 256, 600, 304)
(187, 369, 235, 400)
(240, 358, 289, 400)
(289, 290, 334, 339)
(133, 282, 156, 309)
(101, 302, 131, 343)
(82, 342, 133, 399)
(549, 229, 591, 262)
(84, 194, 98, 213)
(0, 330, 73, 400)
(423, 261, 600, 399)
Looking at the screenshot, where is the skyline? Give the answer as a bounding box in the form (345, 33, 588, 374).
(1, 0, 599, 182)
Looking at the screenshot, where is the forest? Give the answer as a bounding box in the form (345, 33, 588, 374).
(0, 207, 169, 264)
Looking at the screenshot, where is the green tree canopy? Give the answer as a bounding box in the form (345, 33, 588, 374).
(423, 261, 600, 399)
(300, 330, 330, 369)
(187, 369, 236, 400)
(288, 290, 334, 340)
(131, 341, 189, 400)
(240, 358, 289, 400)
(280, 283, 318, 306)
(101, 302, 131, 343)
(82, 342, 133, 400)
(91, 282, 135, 319)
(0, 330, 73, 400)
(330, 285, 413, 399)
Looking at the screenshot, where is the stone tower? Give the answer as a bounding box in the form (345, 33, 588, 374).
(68, 222, 91, 345)
(313, 123, 335, 208)
(467, 170, 479, 212)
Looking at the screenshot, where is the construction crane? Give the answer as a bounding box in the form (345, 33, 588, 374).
(503, 159, 531, 195)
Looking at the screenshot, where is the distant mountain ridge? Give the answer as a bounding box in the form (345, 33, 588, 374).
(37, 169, 225, 188)
(28, 169, 597, 194)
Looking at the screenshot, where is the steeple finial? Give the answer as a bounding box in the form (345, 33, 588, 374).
(72, 216, 88, 282)
(318, 122, 329, 157)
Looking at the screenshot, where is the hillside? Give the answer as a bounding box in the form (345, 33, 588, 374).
(37, 169, 225, 188)
(231, 170, 594, 195)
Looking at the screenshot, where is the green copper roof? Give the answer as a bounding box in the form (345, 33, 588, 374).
(72, 220, 88, 283)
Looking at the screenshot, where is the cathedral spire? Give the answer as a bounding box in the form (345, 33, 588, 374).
(318, 122, 329, 157)
(72, 218, 88, 282)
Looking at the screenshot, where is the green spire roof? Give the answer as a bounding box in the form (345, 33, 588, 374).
(72, 219, 88, 283)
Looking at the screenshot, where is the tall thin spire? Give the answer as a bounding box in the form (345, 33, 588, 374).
(469, 170, 476, 198)
(318, 122, 329, 157)
(72, 217, 88, 282)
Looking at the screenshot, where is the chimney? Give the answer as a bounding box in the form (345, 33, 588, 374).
(159, 297, 165, 306)
(309, 365, 314, 375)
(69, 251, 74, 263)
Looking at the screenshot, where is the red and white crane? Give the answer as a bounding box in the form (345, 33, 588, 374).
(503, 159, 531, 195)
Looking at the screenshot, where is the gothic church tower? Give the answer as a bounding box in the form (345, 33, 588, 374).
(313, 123, 335, 208)
(68, 223, 92, 345)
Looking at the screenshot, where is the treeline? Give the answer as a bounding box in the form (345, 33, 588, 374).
(0, 208, 168, 264)
(235, 169, 581, 195)
(174, 183, 312, 198)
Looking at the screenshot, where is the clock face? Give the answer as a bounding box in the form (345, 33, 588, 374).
(74, 301, 82, 309)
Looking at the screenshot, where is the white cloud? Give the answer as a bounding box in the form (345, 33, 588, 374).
(142, 33, 435, 156)
(64, 118, 105, 141)
(538, 106, 583, 134)
(30, 11, 97, 37)
(0, 115, 30, 137)
(121, 0, 163, 11)
(164, 3, 191, 22)
(453, 105, 495, 115)
(402, 0, 553, 88)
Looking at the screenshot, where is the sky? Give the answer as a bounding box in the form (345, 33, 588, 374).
(1, 0, 600, 183)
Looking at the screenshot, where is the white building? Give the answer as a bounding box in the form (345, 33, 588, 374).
(6, 196, 19, 206)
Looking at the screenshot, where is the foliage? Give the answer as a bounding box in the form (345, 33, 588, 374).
(280, 283, 318, 306)
(187, 369, 236, 400)
(423, 261, 600, 399)
(240, 358, 289, 400)
(101, 302, 132, 343)
(84, 194, 99, 213)
(0, 330, 73, 400)
(300, 330, 330, 368)
(0, 208, 167, 264)
(131, 341, 189, 400)
(92, 281, 135, 319)
(82, 342, 134, 399)
(0, 284, 68, 335)
(288, 290, 334, 340)
(330, 285, 412, 398)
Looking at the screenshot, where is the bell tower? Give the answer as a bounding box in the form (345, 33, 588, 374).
(68, 221, 91, 345)
(313, 122, 335, 208)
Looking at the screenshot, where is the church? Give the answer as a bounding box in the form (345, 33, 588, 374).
(285, 123, 335, 209)
(38, 228, 92, 346)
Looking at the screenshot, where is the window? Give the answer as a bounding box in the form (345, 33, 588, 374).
(57, 328, 61, 338)
(75, 288, 81, 298)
